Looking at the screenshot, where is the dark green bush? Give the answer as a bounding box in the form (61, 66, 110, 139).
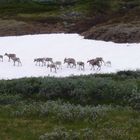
(0, 71, 140, 107)
(92, 0, 111, 12)
(0, 94, 22, 105)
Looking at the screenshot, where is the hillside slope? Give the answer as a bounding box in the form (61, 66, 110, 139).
(0, 0, 140, 43)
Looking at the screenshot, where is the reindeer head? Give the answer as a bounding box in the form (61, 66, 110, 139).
(64, 58, 67, 64)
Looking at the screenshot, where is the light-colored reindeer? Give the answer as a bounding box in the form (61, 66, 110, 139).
(5, 53, 16, 62)
(64, 58, 76, 68)
(47, 63, 57, 73)
(11, 57, 22, 66)
(0, 55, 3, 62)
(54, 61, 62, 69)
(34, 58, 45, 66)
(105, 61, 111, 67)
(77, 61, 85, 70)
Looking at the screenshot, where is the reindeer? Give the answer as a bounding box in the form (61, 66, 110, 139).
(87, 59, 101, 70)
(44, 57, 53, 65)
(5, 53, 16, 62)
(77, 61, 85, 70)
(87, 59, 96, 66)
(105, 61, 111, 67)
(95, 57, 104, 65)
(64, 58, 76, 68)
(54, 61, 62, 69)
(0, 55, 3, 62)
(47, 63, 57, 73)
(34, 58, 45, 66)
(11, 57, 22, 66)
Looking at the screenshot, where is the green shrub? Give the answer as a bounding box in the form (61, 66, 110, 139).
(0, 71, 140, 107)
(0, 94, 22, 105)
(39, 127, 94, 140)
(12, 100, 117, 123)
(128, 87, 140, 110)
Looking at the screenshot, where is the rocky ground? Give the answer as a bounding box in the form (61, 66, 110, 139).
(0, 1, 140, 43)
(82, 22, 140, 43)
(0, 19, 66, 36)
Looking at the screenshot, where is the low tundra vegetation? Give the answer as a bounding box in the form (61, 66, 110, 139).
(0, 71, 140, 139)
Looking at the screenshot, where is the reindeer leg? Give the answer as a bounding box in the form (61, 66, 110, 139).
(90, 65, 92, 70)
(82, 66, 84, 71)
(97, 65, 101, 71)
(92, 65, 95, 70)
(44, 61, 46, 66)
(91, 64, 94, 70)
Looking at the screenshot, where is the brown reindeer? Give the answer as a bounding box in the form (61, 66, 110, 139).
(77, 61, 85, 70)
(11, 57, 22, 66)
(87, 59, 101, 70)
(87, 59, 96, 65)
(64, 58, 76, 68)
(5, 53, 16, 62)
(34, 58, 45, 66)
(0, 55, 3, 62)
(47, 63, 57, 73)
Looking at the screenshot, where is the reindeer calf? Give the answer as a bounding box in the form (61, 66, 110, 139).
(34, 58, 45, 66)
(105, 61, 111, 67)
(47, 63, 57, 73)
(54, 61, 62, 69)
(77, 61, 85, 70)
